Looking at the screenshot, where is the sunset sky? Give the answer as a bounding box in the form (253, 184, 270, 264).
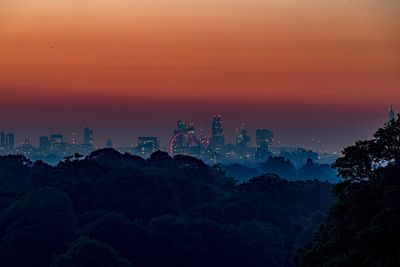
(0, 0, 399, 151)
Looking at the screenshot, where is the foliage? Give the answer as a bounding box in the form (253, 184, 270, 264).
(51, 237, 131, 267)
(0, 187, 76, 267)
(296, 115, 400, 267)
(0, 149, 334, 267)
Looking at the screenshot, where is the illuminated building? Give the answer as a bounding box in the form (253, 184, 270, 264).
(5, 133, 15, 152)
(171, 120, 188, 155)
(83, 128, 94, 147)
(210, 115, 225, 150)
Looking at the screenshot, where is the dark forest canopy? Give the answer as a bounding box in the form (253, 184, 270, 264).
(0, 148, 333, 267)
(296, 115, 400, 267)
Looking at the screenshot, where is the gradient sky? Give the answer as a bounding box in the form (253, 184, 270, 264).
(1, 0, 399, 151)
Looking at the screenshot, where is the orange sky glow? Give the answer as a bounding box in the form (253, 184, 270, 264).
(0, 0, 399, 150)
(1, 0, 399, 105)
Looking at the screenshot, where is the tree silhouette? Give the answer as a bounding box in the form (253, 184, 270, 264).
(333, 115, 400, 181)
(296, 115, 400, 267)
(0, 146, 334, 267)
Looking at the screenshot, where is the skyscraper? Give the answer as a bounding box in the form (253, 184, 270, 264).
(177, 120, 187, 132)
(388, 104, 395, 122)
(256, 129, 274, 151)
(171, 120, 188, 155)
(210, 115, 225, 150)
(236, 128, 251, 148)
(173, 120, 187, 146)
(187, 123, 198, 147)
(83, 128, 94, 147)
(185, 123, 200, 156)
(5, 133, 15, 151)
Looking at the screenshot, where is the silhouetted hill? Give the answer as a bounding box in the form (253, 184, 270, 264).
(0, 149, 334, 267)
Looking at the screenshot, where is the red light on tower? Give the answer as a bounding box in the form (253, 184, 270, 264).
(72, 132, 77, 145)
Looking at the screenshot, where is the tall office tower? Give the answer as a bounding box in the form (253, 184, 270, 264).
(39, 136, 50, 150)
(210, 115, 225, 150)
(5, 133, 15, 151)
(388, 104, 395, 122)
(138, 137, 159, 157)
(83, 128, 94, 147)
(236, 128, 251, 148)
(0, 132, 5, 147)
(256, 129, 274, 151)
(187, 123, 199, 147)
(177, 120, 187, 132)
(184, 123, 201, 156)
(172, 120, 188, 152)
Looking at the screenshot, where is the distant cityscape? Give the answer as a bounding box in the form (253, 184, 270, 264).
(0, 105, 396, 166)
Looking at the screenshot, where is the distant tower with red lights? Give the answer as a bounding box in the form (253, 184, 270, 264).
(72, 132, 78, 145)
(388, 104, 395, 122)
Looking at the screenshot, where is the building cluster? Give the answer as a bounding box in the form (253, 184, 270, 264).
(126, 104, 398, 164)
(0, 117, 324, 166)
(135, 115, 276, 164)
(0, 128, 95, 164)
(0, 115, 277, 164)
(3, 104, 394, 165)
(0, 132, 15, 154)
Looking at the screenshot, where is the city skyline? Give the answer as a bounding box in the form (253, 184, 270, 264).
(0, 105, 396, 154)
(0, 115, 320, 166)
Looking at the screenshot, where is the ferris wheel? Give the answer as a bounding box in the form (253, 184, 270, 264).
(169, 132, 185, 156)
